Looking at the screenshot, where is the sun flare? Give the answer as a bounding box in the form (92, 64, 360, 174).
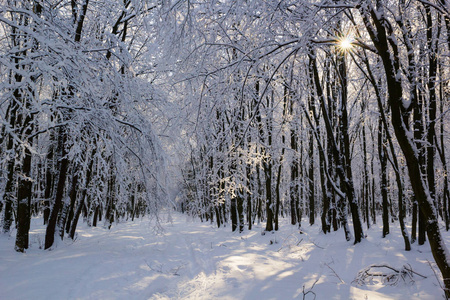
(339, 37, 353, 50)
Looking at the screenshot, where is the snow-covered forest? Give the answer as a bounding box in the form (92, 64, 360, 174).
(1, 0, 450, 299)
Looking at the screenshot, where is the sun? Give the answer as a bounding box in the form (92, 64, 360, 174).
(337, 36, 354, 52)
(340, 37, 352, 49)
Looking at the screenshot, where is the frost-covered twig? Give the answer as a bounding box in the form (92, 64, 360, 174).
(277, 234, 303, 252)
(145, 259, 186, 276)
(144, 260, 164, 273)
(427, 259, 447, 299)
(310, 240, 324, 249)
(325, 262, 345, 283)
(169, 263, 187, 276)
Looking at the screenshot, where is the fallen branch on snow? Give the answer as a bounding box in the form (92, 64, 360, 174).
(302, 278, 318, 300)
(353, 264, 426, 286)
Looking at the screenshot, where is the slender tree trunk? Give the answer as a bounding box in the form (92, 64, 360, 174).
(378, 119, 390, 238)
(437, 62, 450, 231)
(64, 172, 78, 235)
(44, 137, 68, 249)
(298, 132, 303, 229)
(264, 161, 273, 231)
(237, 188, 244, 233)
(425, 5, 438, 213)
(69, 148, 95, 238)
(417, 72, 427, 246)
(361, 116, 370, 230)
(308, 128, 315, 226)
(246, 167, 252, 230)
(230, 195, 237, 232)
(320, 150, 330, 233)
(15, 111, 33, 252)
(275, 159, 282, 231)
(43, 144, 54, 225)
(2, 101, 18, 233)
(339, 51, 364, 243)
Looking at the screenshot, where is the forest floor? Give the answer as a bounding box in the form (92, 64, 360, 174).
(0, 211, 448, 300)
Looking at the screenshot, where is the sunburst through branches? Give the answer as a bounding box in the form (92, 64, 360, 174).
(336, 36, 354, 53)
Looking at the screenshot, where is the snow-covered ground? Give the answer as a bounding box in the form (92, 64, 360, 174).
(0, 212, 447, 299)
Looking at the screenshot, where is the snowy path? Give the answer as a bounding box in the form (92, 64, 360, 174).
(0, 212, 446, 299)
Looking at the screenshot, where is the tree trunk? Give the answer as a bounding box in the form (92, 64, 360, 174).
(44, 140, 68, 249)
(308, 129, 315, 226)
(2, 101, 18, 233)
(64, 172, 79, 235)
(425, 4, 438, 214)
(246, 165, 252, 230)
(378, 119, 389, 238)
(43, 144, 54, 225)
(361, 117, 370, 230)
(230, 195, 237, 232)
(15, 114, 33, 252)
(264, 162, 274, 231)
(237, 188, 244, 233)
(290, 127, 299, 226)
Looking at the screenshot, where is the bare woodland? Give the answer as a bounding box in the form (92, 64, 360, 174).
(2, 0, 450, 297)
